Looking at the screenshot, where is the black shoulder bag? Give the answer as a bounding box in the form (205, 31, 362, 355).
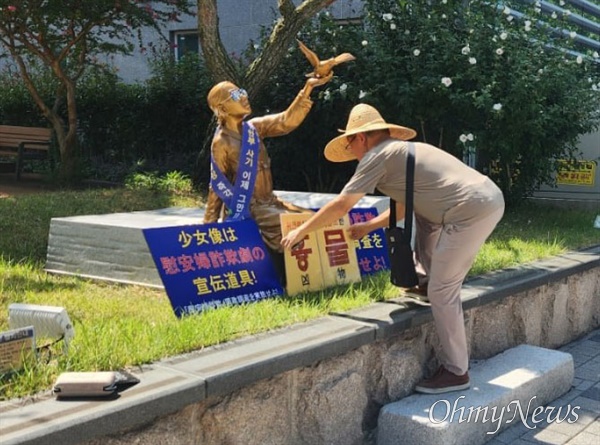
(385, 142, 419, 288)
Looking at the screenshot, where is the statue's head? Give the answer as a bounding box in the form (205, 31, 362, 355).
(207, 81, 251, 124)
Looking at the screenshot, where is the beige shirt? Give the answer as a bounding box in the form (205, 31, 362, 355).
(342, 140, 503, 224)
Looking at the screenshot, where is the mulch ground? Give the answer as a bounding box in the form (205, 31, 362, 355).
(0, 172, 57, 198)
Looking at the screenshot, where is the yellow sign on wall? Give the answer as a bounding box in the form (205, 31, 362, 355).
(557, 160, 597, 186)
(281, 213, 361, 296)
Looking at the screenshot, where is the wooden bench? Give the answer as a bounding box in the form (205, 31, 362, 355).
(0, 125, 53, 180)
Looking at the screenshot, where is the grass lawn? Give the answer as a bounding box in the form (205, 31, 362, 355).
(1, 187, 598, 400)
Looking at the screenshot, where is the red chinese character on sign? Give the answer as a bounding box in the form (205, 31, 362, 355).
(208, 250, 226, 268)
(223, 249, 240, 265)
(324, 229, 350, 266)
(350, 213, 364, 224)
(160, 256, 180, 275)
(238, 247, 254, 263)
(177, 254, 196, 273)
(193, 252, 211, 270)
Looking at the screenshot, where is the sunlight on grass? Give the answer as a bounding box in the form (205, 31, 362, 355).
(0, 189, 598, 400)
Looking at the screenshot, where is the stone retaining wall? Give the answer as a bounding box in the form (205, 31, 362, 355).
(79, 248, 599, 445)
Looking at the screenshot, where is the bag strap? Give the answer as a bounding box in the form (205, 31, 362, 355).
(389, 142, 415, 240)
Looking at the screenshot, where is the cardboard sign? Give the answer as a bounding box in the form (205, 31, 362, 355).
(348, 207, 389, 276)
(143, 219, 284, 317)
(557, 160, 596, 186)
(0, 326, 34, 374)
(281, 213, 361, 296)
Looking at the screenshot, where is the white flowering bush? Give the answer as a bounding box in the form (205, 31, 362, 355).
(253, 1, 599, 200)
(354, 0, 599, 202)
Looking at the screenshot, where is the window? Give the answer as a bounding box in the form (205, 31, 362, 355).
(173, 31, 200, 61)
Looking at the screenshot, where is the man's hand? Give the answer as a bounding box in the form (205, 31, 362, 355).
(347, 222, 373, 241)
(281, 228, 305, 251)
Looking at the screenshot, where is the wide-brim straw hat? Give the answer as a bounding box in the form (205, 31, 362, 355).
(324, 103, 417, 163)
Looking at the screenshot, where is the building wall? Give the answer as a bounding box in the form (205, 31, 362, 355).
(532, 130, 600, 208)
(111, 0, 364, 84)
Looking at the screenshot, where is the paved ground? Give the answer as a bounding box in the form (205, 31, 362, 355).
(487, 329, 600, 445)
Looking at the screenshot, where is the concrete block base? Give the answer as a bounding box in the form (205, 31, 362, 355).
(44, 191, 388, 287)
(377, 344, 575, 445)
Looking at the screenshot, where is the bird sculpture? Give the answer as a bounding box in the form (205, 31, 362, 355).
(296, 39, 356, 79)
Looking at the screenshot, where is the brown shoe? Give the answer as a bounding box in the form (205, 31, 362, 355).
(406, 285, 428, 298)
(404, 285, 430, 305)
(415, 366, 470, 394)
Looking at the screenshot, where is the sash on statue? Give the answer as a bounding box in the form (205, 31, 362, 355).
(210, 122, 259, 221)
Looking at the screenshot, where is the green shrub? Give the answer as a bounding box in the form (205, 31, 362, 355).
(125, 170, 194, 195)
(356, 0, 600, 202)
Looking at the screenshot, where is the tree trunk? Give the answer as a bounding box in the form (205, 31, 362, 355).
(197, 0, 242, 85)
(198, 0, 337, 99)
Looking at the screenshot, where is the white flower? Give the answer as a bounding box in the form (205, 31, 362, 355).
(493, 103, 502, 111)
(525, 20, 531, 27)
(442, 14, 447, 19)
(500, 32, 508, 40)
(359, 90, 367, 99)
(459, 134, 468, 143)
(503, 6, 511, 15)
(496, 48, 504, 55)
(324, 90, 331, 100)
(404, 30, 410, 35)
(534, 7, 541, 13)
(576, 56, 583, 64)
(552, 12, 557, 19)
(507, 15, 513, 22)
(593, 84, 599, 92)
(390, 23, 397, 30)
(442, 0, 447, 3)
(538, 68, 544, 74)
(564, 10, 571, 16)
(441, 77, 453, 87)
(570, 31, 577, 39)
(594, 52, 599, 59)
(461, 45, 470, 55)
(413, 49, 421, 56)
(535, 1, 541, 6)
(340, 83, 348, 92)
(467, 133, 474, 141)
(469, 57, 477, 65)
(361, 40, 368, 47)
(382, 13, 393, 22)
(559, 0, 565, 5)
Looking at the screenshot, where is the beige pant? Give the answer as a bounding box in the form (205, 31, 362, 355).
(415, 200, 505, 375)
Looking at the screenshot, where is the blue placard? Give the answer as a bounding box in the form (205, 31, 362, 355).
(348, 207, 390, 276)
(143, 219, 284, 317)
